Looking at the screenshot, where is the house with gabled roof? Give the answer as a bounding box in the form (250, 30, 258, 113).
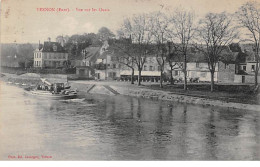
(165, 45, 239, 83)
(72, 46, 101, 79)
(95, 49, 122, 80)
(234, 43, 260, 83)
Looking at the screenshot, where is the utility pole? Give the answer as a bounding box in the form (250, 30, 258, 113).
(81, 49, 88, 66)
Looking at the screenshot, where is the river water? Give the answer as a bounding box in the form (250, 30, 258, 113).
(0, 82, 260, 160)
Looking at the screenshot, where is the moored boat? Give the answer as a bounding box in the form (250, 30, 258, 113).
(24, 78, 77, 99)
(24, 89, 77, 99)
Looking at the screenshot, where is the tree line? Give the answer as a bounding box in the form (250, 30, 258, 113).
(108, 1, 260, 92)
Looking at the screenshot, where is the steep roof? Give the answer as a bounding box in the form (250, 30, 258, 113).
(100, 42, 246, 64)
(98, 50, 112, 59)
(74, 46, 101, 61)
(41, 41, 67, 53)
(244, 50, 256, 62)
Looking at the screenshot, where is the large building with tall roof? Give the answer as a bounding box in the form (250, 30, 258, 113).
(33, 39, 68, 68)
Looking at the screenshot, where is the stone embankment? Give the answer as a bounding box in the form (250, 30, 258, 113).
(69, 81, 259, 111)
(1, 73, 259, 111)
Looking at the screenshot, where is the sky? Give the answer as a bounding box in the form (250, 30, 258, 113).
(0, 0, 251, 43)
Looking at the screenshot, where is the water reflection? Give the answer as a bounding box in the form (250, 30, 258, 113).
(1, 82, 260, 160)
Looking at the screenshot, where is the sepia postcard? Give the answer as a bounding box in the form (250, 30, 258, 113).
(0, 0, 260, 162)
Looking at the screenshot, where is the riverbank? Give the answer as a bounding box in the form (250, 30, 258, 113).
(69, 81, 260, 111)
(1, 73, 259, 111)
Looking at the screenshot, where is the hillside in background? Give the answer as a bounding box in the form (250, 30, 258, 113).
(0, 43, 37, 67)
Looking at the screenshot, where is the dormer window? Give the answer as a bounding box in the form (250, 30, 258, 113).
(53, 44, 57, 52)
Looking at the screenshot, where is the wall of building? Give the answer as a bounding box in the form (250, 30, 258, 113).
(95, 54, 230, 83)
(246, 62, 258, 75)
(95, 70, 106, 80)
(218, 62, 235, 83)
(34, 51, 43, 67)
(34, 51, 68, 68)
(187, 71, 217, 82)
(76, 68, 92, 78)
(234, 74, 260, 84)
(42, 52, 68, 68)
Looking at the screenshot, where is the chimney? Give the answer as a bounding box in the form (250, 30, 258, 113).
(61, 36, 65, 47)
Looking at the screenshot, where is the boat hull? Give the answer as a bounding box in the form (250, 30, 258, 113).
(24, 90, 77, 100)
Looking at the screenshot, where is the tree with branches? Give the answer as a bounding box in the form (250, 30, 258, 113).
(195, 12, 238, 92)
(236, 1, 260, 87)
(168, 9, 196, 90)
(165, 42, 183, 84)
(119, 14, 153, 86)
(108, 38, 136, 84)
(150, 12, 169, 88)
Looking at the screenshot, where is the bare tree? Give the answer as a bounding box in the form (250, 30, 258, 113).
(120, 14, 153, 86)
(236, 1, 260, 87)
(196, 12, 238, 92)
(165, 42, 182, 84)
(109, 38, 136, 84)
(150, 12, 169, 88)
(168, 9, 196, 90)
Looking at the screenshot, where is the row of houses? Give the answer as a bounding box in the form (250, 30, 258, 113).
(33, 40, 260, 84)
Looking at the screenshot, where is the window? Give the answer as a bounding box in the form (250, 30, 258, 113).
(252, 65, 255, 72)
(144, 65, 147, 71)
(149, 66, 153, 71)
(196, 62, 200, 68)
(109, 72, 116, 78)
(175, 71, 178, 76)
(157, 66, 160, 71)
(113, 64, 116, 68)
(243, 66, 246, 71)
(191, 71, 196, 77)
(200, 72, 206, 78)
(225, 63, 229, 69)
